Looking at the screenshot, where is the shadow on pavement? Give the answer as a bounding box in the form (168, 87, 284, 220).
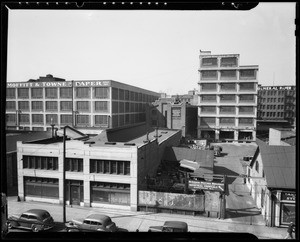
(213, 166, 240, 184)
(226, 207, 261, 219)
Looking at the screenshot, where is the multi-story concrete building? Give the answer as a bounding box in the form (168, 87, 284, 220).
(6, 74, 160, 134)
(257, 85, 296, 126)
(197, 50, 258, 141)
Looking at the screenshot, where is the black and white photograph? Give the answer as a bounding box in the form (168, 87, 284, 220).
(1, 1, 297, 240)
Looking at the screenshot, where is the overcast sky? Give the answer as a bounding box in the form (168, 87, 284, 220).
(6, 2, 296, 95)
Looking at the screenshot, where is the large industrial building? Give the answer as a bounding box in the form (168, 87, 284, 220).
(6, 74, 160, 134)
(197, 51, 258, 141)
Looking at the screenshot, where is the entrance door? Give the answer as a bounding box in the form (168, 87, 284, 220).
(70, 186, 80, 205)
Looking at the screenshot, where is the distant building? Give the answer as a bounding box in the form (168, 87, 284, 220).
(246, 138, 296, 227)
(16, 124, 181, 211)
(6, 75, 160, 134)
(150, 98, 198, 139)
(268, 128, 296, 146)
(257, 85, 296, 127)
(197, 50, 258, 141)
(171, 89, 198, 106)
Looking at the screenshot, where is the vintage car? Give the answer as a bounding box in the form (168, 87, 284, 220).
(148, 221, 188, 232)
(7, 209, 54, 232)
(65, 213, 118, 232)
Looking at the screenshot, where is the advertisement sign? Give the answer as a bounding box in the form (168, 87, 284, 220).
(7, 80, 110, 88)
(172, 108, 181, 117)
(188, 180, 224, 192)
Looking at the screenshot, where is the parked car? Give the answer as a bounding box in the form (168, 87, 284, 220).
(148, 221, 188, 232)
(7, 209, 54, 232)
(65, 214, 118, 232)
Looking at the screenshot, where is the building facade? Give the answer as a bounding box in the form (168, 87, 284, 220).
(6, 75, 160, 133)
(16, 126, 181, 211)
(257, 85, 296, 126)
(150, 99, 198, 139)
(246, 139, 295, 227)
(197, 51, 258, 141)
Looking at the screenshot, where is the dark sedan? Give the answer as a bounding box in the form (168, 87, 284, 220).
(148, 221, 188, 232)
(65, 214, 118, 232)
(7, 209, 54, 232)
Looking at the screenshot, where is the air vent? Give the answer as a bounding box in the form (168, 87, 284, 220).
(105, 142, 116, 145)
(84, 141, 95, 144)
(124, 143, 135, 146)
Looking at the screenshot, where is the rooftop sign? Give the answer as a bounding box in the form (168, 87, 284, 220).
(189, 180, 224, 192)
(7, 80, 110, 88)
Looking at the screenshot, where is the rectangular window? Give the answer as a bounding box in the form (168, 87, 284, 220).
(119, 102, 125, 113)
(19, 114, 30, 124)
(239, 94, 255, 102)
(219, 106, 235, 114)
(66, 158, 83, 172)
(201, 83, 217, 91)
(200, 117, 216, 125)
(239, 106, 254, 114)
(220, 83, 236, 91)
(95, 115, 108, 126)
(6, 114, 16, 123)
(32, 101, 43, 111)
(6, 101, 16, 110)
(45, 88, 58, 98)
(77, 101, 90, 112)
(240, 69, 256, 79)
(201, 106, 216, 113)
(220, 70, 237, 79)
(90, 160, 130, 175)
(18, 101, 30, 111)
(32, 114, 44, 124)
(23, 156, 58, 170)
(201, 95, 216, 101)
(125, 102, 130, 112)
(219, 117, 235, 125)
(60, 87, 72, 98)
(61, 114, 73, 125)
(220, 95, 236, 102)
(46, 114, 58, 124)
(94, 101, 108, 112)
(201, 70, 217, 80)
(77, 115, 90, 126)
(46, 101, 58, 111)
(201, 57, 218, 67)
(24, 176, 59, 198)
(125, 90, 129, 100)
(112, 101, 118, 113)
(112, 88, 118, 100)
(60, 101, 72, 111)
(239, 118, 254, 125)
(31, 88, 43, 98)
(7, 88, 16, 99)
(94, 87, 109, 99)
(220, 57, 237, 67)
(76, 87, 90, 98)
(119, 89, 125, 100)
(240, 83, 255, 90)
(18, 88, 29, 98)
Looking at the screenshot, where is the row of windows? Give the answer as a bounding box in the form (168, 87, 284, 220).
(7, 114, 110, 126)
(201, 106, 254, 113)
(24, 177, 59, 198)
(111, 113, 146, 128)
(258, 105, 288, 110)
(200, 69, 256, 80)
(201, 57, 238, 67)
(7, 86, 159, 102)
(90, 159, 130, 175)
(23, 156, 131, 175)
(259, 112, 285, 118)
(258, 97, 286, 103)
(7, 100, 147, 113)
(200, 117, 254, 125)
(258, 89, 295, 96)
(201, 83, 256, 91)
(201, 94, 255, 102)
(7, 87, 109, 99)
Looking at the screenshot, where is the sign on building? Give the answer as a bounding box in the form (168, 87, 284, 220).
(188, 180, 224, 192)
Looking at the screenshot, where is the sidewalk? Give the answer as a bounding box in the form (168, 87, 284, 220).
(6, 196, 289, 239)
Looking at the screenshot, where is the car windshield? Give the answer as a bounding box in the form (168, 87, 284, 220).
(41, 212, 50, 220)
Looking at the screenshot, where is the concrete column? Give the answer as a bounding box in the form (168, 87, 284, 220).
(83, 155, 90, 207)
(234, 130, 239, 140)
(215, 130, 220, 140)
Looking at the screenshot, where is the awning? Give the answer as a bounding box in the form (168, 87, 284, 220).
(179, 159, 199, 171)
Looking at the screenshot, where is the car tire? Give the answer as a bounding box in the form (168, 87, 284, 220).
(31, 225, 40, 232)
